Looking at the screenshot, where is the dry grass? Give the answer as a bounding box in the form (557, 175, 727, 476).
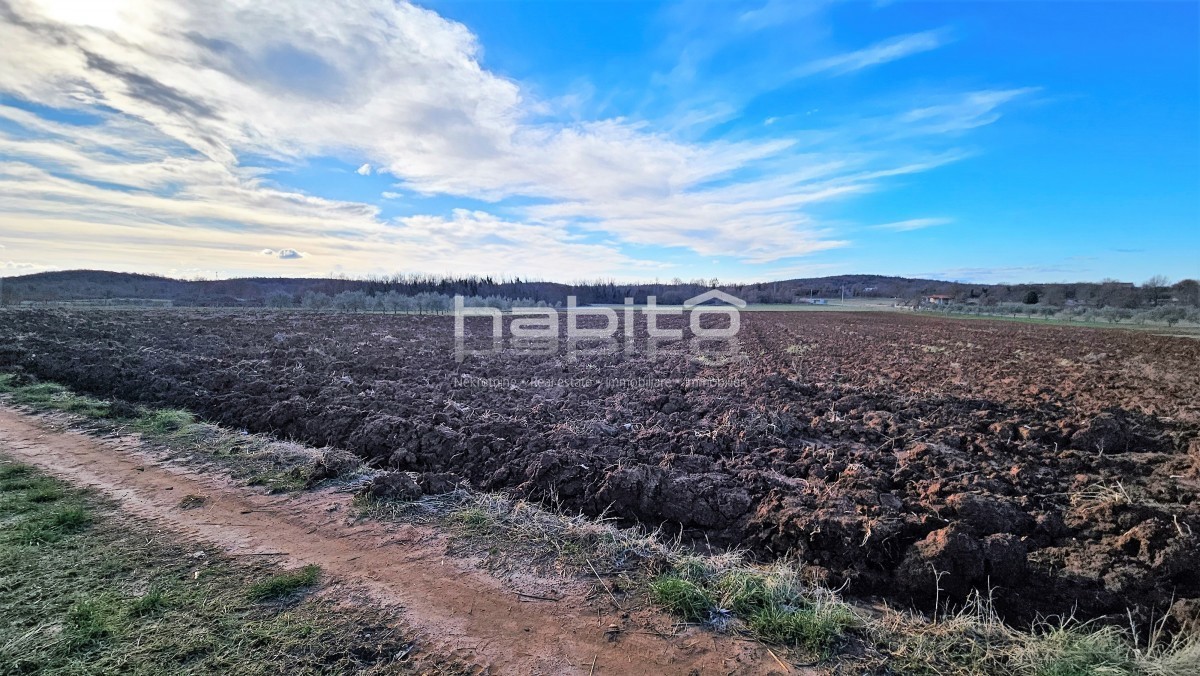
(870, 590, 1200, 675)
(1071, 482, 1135, 510)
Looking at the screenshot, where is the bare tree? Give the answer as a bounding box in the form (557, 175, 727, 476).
(1144, 275, 1172, 306)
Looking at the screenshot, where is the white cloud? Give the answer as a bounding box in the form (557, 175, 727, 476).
(260, 248, 305, 259)
(0, 260, 57, 276)
(356, 163, 371, 176)
(871, 217, 952, 232)
(0, 108, 663, 279)
(0, 1, 1026, 278)
(380, 191, 401, 199)
(797, 30, 949, 77)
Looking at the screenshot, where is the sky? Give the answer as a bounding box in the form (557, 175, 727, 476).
(0, 0, 1196, 284)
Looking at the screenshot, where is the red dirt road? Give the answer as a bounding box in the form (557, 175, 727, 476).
(0, 406, 778, 675)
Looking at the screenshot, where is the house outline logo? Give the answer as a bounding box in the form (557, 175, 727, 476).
(682, 289, 748, 310)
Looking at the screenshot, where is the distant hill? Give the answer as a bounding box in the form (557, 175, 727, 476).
(1, 269, 1189, 309)
(0, 270, 579, 306)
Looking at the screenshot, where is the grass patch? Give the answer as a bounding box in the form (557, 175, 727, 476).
(246, 564, 321, 602)
(131, 408, 196, 436)
(1013, 623, 1134, 675)
(0, 460, 459, 674)
(0, 462, 32, 480)
(649, 575, 715, 622)
(872, 592, 1200, 675)
(25, 485, 66, 503)
(716, 569, 772, 614)
(362, 487, 863, 655)
(654, 562, 859, 655)
(128, 587, 171, 617)
(4, 380, 111, 417)
(9, 503, 92, 545)
(451, 506, 499, 535)
(748, 601, 857, 656)
(64, 594, 122, 650)
(0, 373, 364, 495)
(246, 465, 313, 493)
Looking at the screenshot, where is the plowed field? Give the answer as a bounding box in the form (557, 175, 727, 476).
(2, 309, 1197, 626)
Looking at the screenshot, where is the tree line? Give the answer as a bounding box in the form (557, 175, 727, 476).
(3, 270, 1197, 310)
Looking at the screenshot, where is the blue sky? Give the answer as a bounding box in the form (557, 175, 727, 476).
(0, 0, 1196, 284)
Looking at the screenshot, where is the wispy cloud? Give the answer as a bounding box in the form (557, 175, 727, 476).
(797, 30, 950, 77)
(922, 265, 1082, 283)
(899, 88, 1038, 134)
(872, 217, 952, 232)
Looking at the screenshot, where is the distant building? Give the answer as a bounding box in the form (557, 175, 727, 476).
(926, 294, 954, 305)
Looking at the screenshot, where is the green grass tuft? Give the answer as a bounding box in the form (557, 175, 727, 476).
(649, 575, 714, 622)
(25, 486, 65, 504)
(10, 503, 92, 545)
(51, 505, 91, 530)
(452, 506, 498, 535)
(0, 468, 73, 516)
(246, 564, 322, 602)
(5, 380, 111, 417)
(748, 602, 858, 656)
(64, 595, 121, 649)
(672, 555, 714, 584)
(716, 570, 773, 615)
(0, 463, 33, 481)
(1014, 624, 1135, 676)
(247, 466, 312, 493)
(648, 561, 860, 655)
(131, 408, 196, 436)
(128, 588, 171, 618)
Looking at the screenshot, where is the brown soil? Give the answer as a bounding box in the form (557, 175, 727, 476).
(2, 309, 1198, 625)
(0, 405, 777, 675)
